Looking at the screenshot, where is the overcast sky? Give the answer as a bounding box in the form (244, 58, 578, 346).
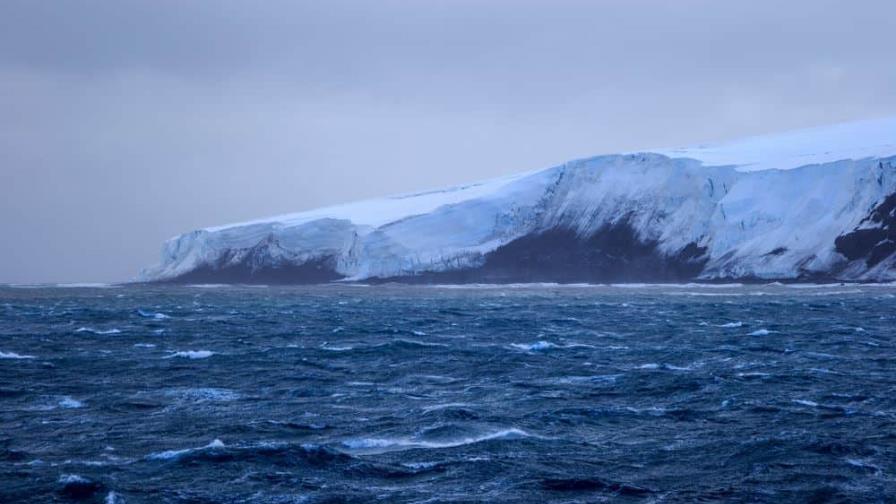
(2, 0, 895, 283)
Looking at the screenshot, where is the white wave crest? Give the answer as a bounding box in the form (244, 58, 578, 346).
(76, 327, 122, 335)
(58, 474, 92, 484)
(320, 343, 353, 351)
(147, 438, 225, 461)
(0, 350, 35, 359)
(59, 396, 84, 409)
(511, 341, 558, 351)
(165, 387, 239, 402)
(510, 340, 592, 352)
(341, 428, 529, 454)
(138, 309, 170, 319)
(166, 350, 214, 359)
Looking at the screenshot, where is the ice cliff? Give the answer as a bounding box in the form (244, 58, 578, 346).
(141, 117, 896, 283)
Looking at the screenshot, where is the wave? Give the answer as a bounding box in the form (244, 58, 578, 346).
(718, 321, 744, 328)
(341, 428, 531, 454)
(510, 341, 592, 352)
(845, 458, 882, 474)
(757, 282, 896, 291)
(552, 374, 621, 385)
(147, 438, 225, 461)
(6, 283, 112, 289)
(164, 387, 238, 402)
(736, 372, 771, 378)
(478, 282, 742, 289)
(76, 327, 122, 335)
(421, 402, 475, 413)
(55, 283, 117, 288)
(137, 309, 170, 319)
(58, 474, 103, 499)
(166, 350, 214, 359)
(321, 339, 447, 352)
(634, 362, 697, 372)
(426, 283, 596, 289)
(622, 406, 669, 416)
(350, 458, 450, 479)
(400, 461, 443, 471)
(808, 367, 841, 375)
(145, 439, 354, 468)
(664, 363, 697, 371)
(612, 283, 744, 289)
(511, 341, 558, 351)
(791, 399, 853, 415)
(254, 419, 329, 431)
(58, 396, 84, 409)
(668, 291, 747, 297)
(748, 329, 772, 336)
(541, 477, 652, 496)
(373, 339, 448, 350)
(785, 283, 857, 289)
(320, 344, 354, 351)
(0, 350, 35, 359)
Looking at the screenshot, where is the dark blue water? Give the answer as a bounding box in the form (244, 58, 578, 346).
(2, 284, 896, 503)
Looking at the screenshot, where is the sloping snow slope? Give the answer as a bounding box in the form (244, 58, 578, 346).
(141, 117, 896, 283)
(653, 116, 896, 172)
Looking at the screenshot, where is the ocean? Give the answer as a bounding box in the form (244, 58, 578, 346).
(1, 283, 895, 503)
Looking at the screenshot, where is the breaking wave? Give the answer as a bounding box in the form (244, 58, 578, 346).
(0, 350, 35, 359)
(76, 327, 122, 335)
(166, 350, 214, 359)
(147, 439, 225, 461)
(341, 428, 531, 454)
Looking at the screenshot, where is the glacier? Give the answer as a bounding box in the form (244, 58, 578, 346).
(141, 117, 896, 284)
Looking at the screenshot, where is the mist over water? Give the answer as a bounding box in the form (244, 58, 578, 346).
(2, 284, 896, 502)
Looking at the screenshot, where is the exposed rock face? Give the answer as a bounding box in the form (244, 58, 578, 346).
(835, 172, 896, 279)
(371, 225, 709, 284)
(162, 256, 344, 284)
(141, 118, 896, 284)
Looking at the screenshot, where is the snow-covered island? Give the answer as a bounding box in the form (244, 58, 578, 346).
(141, 117, 896, 284)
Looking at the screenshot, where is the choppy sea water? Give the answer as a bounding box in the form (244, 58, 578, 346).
(2, 283, 896, 503)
